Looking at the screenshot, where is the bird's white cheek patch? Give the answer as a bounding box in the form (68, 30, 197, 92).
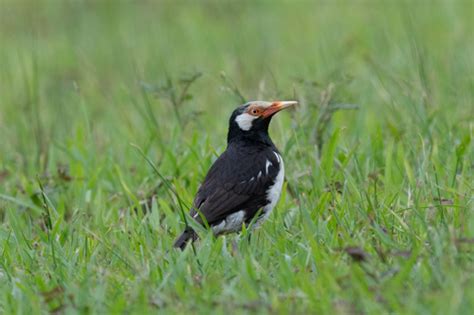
(235, 113, 257, 131)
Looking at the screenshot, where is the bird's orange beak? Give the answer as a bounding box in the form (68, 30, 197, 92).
(262, 101, 298, 118)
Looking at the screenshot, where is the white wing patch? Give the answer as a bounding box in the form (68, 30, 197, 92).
(241, 176, 255, 184)
(265, 159, 272, 174)
(235, 113, 257, 131)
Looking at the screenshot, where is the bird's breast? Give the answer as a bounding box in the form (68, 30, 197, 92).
(258, 152, 284, 224)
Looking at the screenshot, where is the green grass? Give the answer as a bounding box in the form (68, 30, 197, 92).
(0, 1, 473, 314)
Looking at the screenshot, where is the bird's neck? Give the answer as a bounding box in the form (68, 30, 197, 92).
(227, 131, 275, 148)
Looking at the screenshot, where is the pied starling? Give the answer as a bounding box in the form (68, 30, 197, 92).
(173, 101, 297, 250)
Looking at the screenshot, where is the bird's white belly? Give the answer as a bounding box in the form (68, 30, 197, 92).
(212, 210, 246, 234)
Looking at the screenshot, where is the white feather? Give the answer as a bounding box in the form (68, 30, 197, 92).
(265, 159, 272, 174)
(235, 113, 257, 131)
(212, 210, 246, 234)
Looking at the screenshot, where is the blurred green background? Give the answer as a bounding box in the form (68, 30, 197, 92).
(1, 1, 471, 167)
(0, 1, 473, 314)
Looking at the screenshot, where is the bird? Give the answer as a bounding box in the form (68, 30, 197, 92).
(173, 100, 297, 250)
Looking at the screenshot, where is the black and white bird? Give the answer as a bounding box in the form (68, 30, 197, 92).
(174, 100, 297, 250)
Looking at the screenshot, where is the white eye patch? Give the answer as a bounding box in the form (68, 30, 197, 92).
(235, 113, 257, 131)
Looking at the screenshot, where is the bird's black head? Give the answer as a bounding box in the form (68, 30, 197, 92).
(227, 101, 297, 145)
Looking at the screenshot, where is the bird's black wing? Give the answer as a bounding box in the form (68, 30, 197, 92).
(190, 144, 280, 226)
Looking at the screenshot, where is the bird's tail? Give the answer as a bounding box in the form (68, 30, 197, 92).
(173, 228, 198, 250)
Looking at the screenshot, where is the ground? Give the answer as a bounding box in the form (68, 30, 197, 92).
(0, 1, 473, 314)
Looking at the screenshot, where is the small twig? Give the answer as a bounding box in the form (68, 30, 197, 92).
(177, 72, 202, 106)
(220, 72, 247, 103)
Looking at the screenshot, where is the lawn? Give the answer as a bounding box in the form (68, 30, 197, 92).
(0, 1, 473, 314)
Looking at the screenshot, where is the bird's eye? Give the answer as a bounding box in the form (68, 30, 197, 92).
(249, 107, 260, 116)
